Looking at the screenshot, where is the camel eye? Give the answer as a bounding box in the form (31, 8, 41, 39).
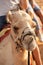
(13, 26, 19, 30)
(13, 26, 19, 34)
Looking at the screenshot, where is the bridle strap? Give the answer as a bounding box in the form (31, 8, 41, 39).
(10, 34, 23, 50)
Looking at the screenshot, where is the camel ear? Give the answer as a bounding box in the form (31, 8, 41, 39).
(6, 11, 13, 23)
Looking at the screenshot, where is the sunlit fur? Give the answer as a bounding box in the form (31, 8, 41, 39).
(0, 10, 36, 65)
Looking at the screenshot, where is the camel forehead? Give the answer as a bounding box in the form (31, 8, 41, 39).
(12, 10, 30, 17)
(12, 10, 31, 23)
(11, 10, 32, 29)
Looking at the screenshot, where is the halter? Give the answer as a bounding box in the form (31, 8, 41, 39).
(10, 26, 36, 52)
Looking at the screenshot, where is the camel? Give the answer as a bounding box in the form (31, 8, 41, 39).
(0, 10, 38, 65)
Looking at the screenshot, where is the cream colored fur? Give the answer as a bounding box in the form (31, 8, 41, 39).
(0, 10, 36, 65)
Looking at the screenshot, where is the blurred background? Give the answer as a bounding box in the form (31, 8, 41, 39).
(36, 0, 43, 64)
(36, 0, 43, 10)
